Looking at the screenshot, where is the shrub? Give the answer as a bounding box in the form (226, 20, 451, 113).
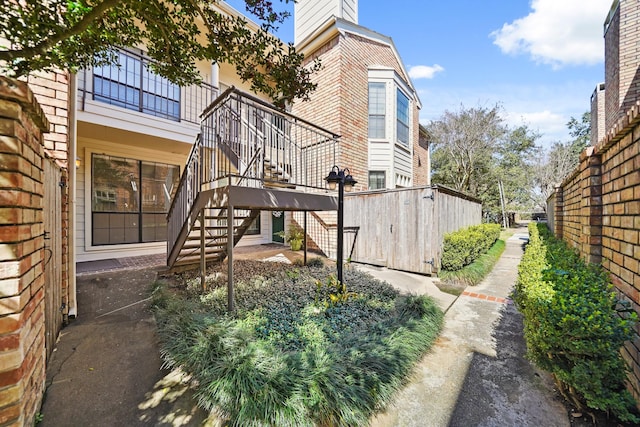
(516, 223, 638, 422)
(292, 257, 325, 268)
(438, 238, 506, 287)
(441, 223, 501, 271)
(152, 265, 444, 426)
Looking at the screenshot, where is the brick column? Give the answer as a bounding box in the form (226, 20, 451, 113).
(583, 148, 603, 264)
(553, 185, 564, 239)
(0, 77, 49, 426)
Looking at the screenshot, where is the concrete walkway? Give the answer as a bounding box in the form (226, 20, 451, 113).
(365, 231, 569, 427)
(40, 236, 572, 426)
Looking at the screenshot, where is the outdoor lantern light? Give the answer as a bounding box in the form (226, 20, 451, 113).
(325, 165, 358, 288)
(325, 166, 341, 190)
(343, 171, 357, 192)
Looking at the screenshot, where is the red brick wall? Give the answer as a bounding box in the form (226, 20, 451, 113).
(413, 111, 429, 186)
(556, 147, 603, 264)
(293, 30, 427, 189)
(25, 71, 71, 320)
(27, 72, 70, 164)
(0, 77, 49, 426)
(551, 104, 640, 402)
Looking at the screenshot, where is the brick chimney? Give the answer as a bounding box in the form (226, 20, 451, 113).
(590, 82, 606, 145)
(603, 0, 640, 133)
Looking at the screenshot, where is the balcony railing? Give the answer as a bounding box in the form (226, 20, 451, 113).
(198, 88, 339, 191)
(77, 48, 218, 125)
(166, 87, 340, 257)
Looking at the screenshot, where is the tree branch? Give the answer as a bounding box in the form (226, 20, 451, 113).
(0, 0, 123, 62)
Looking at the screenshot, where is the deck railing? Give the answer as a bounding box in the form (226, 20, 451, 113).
(198, 89, 339, 189)
(167, 87, 339, 260)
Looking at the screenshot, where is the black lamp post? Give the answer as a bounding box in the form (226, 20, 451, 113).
(325, 166, 357, 287)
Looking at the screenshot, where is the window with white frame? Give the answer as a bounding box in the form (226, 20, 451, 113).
(396, 89, 410, 145)
(368, 82, 386, 138)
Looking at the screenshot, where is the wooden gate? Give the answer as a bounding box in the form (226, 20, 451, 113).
(344, 186, 481, 275)
(43, 158, 63, 361)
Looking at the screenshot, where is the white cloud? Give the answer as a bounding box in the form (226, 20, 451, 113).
(490, 0, 611, 68)
(505, 110, 567, 139)
(416, 81, 593, 147)
(408, 64, 444, 79)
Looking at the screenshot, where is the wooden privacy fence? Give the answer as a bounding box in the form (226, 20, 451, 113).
(343, 185, 481, 275)
(43, 157, 64, 361)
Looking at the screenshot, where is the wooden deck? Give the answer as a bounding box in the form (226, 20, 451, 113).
(210, 185, 337, 211)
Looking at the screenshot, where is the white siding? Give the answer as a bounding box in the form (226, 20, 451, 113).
(393, 145, 412, 186)
(369, 142, 392, 170)
(237, 211, 273, 247)
(295, 0, 358, 44)
(341, 0, 357, 23)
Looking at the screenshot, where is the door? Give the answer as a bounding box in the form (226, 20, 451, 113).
(272, 211, 284, 243)
(387, 188, 434, 274)
(43, 159, 63, 361)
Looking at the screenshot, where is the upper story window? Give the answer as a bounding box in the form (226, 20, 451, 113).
(396, 89, 410, 145)
(93, 50, 181, 121)
(368, 82, 386, 139)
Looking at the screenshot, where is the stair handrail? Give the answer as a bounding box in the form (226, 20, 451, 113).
(168, 87, 341, 266)
(236, 147, 262, 187)
(167, 135, 200, 220)
(203, 87, 340, 138)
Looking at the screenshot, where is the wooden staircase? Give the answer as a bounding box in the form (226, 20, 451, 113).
(169, 206, 260, 267)
(263, 156, 295, 189)
(166, 88, 340, 270)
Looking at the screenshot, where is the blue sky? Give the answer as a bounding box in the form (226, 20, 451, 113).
(229, 0, 613, 147)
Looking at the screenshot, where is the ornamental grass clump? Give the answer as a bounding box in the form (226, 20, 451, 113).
(515, 223, 638, 423)
(152, 264, 443, 426)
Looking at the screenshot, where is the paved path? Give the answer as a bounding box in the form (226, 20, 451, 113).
(41, 237, 572, 426)
(364, 231, 570, 427)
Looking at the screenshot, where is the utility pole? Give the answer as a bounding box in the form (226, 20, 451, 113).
(498, 180, 507, 229)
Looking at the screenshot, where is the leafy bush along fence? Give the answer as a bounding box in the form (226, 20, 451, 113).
(440, 223, 501, 271)
(153, 263, 443, 426)
(516, 223, 638, 422)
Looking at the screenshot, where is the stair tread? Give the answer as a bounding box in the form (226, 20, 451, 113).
(178, 248, 226, 256)
(182, 241, 228, 248)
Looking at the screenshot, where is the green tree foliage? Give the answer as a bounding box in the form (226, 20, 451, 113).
(530, 112, 591, 210)
(567, 111, 591, 155)
(0, 0, 319, 107)
(427, 105, 539, 221)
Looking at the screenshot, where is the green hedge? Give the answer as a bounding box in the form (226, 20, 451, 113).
(440, 223, 501, 271)
(516, 223, 638, 422)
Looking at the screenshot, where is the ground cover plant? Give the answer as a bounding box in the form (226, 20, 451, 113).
(152, 261, 443, 426)
(516, 223, 638, 423)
